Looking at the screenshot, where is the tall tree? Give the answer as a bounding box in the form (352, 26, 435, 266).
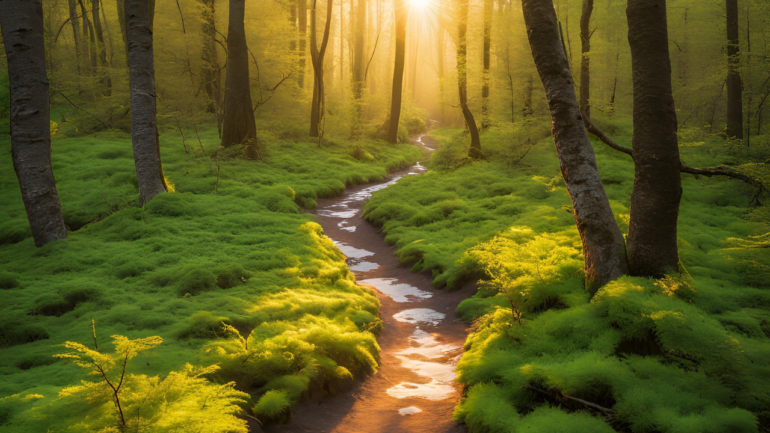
(125, 0, 167, 204)
(92, 0, 112, 93)
(386, 0, 406, 143)
(457, 0, 482, 158)
(309, 0, 333, 141)
(201, 0, 221, 116)
(1, 0, 69, 247)
(117, 0, 128, 56)
(481, 0, 493, 129)
(67, 0, 85, 76)
(298, 0, 308, 88)
(579, 0, 593, 118)
(221, 0, 258, 156)
(726, 0, 743, 139)
(520, 0, 628, 291)
(351, 0, 367, 136)
(79, 0, 98, 74)
(626, 0, 682, 276)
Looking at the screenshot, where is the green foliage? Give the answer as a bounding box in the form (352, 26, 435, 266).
(0, 272, 20, 289)
(369, 123, 770, 432)
(254, 390, 291, 421)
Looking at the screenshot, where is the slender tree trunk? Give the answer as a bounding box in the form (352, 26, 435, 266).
(521, 0, 628, 291)
(351, 0, 366, 136)
(92, 0, 112, 94)
(68, 0, 85, 76)
(481, 0, 492, 129)
(309, 0, 333, 142)
(79, 0, 98, 75)
(149, 0, 156, 29)
(579, 0, 593, 118)
(125, 0, 167, 205)
(523, 74, 533, 117)
(1, 0, 68, 247)
(339, 0, 344, 82)
(117, 0, 128, 58)
(386, 0, 406, 143)
(726, 0, 743, 139)
(221, 0, 258, 155)
(201, 0, 221, 115)
(298, 0, 308, 88)
(626, 0, 682, 277)
(457, 0, 482, 158)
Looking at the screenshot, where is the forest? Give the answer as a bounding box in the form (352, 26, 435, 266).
(0, 0, 769, 431)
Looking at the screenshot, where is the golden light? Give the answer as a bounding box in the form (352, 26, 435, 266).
(408, 0, 433, 11)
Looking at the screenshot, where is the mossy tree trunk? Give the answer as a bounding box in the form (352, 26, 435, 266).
(92, 0, 112, 94)
(125, 0, 167, 205)
(520, 0, 628, 292)
(387, 0, 406, 143)
(725, 0, 743, 140)
(298, 0, 308, 89)
(1, 0, 69, 247)
(221, 0, 258, 155)
(626, 0, 682, 277)
(351, 0, 366, 136)
(579, 0, 593, 118)
(201, 0, 221, 116)
(457, 0, 482, 158)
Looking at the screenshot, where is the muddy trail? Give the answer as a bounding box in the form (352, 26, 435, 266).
(261, 134, 472, 433)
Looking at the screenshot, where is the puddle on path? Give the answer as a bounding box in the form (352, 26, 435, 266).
(398, 406, 423, 416)
(393, 308, 446, 325)
(359, 278, 433, 303)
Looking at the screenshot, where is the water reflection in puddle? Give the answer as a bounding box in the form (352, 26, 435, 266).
(359, 278, 433, 303)
(349, 261, 379, 272)
(398, 406, 423, 416)
(393, 308, 446, 325)
(387, 329, 461, 401)
(333, 241, 374, 260)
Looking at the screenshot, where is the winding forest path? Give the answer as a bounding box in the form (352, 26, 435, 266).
(261, 134, 471, 433)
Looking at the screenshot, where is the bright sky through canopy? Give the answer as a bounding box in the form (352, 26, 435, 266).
(408, 0, 432, 11)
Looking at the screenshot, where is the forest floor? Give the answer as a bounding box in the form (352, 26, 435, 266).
(262, 133, 470, 433)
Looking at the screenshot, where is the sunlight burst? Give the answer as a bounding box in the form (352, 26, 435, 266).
(408, 0, 432, 11)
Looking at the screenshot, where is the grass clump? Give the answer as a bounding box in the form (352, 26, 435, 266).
(367, 120, 770, 432)
(0, 272, 20, 289)
(0, 126, 420, 431)
(255, 390, 292, 423)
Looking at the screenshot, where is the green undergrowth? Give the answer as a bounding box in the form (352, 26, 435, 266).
(0, 126, 420, 431)
(364, 119, 770, 432)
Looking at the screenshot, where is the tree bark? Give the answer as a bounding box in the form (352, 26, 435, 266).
(521, 0, 628, 291)
(79, 0, 98, 75)
(725, 0, 743, 140)
(117, 0, 127, 57)
(221, 0, 258, 154)
(92, 0, 112, 93)
(68, 0, 85, 76)
(579, 0, 593, 118)
(201, 0, 221, 115)
(298, 0, 308, 89)
(386, 0, 406, 143)
(626, 0, 682, 276)
(457, 0, 482, 158)
(125, 0, 167, 205)
(481, 0, 492, 129)
(309, 0, 333, 142)
(351, 0, 366, 136)
(1, 0, 68, 247)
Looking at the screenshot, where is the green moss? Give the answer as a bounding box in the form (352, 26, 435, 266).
(0, 272, 20, 289)
(254, 390, 291, 421)
(369, 121, 770, 432)
(0, 127, 420, 432)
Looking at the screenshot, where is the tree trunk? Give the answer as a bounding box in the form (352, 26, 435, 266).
(457, 0, 482, 158)
(725, 0, 743, 140)
(1, 0, 68, 247)
(149, 0, 156, 29)
(68, 0, 85, 76)
(481, 0, 492, 129)
(626, 0, 682, 277)
(579, 0, 592, 118)
(125, 0, 167, 205)
(221, 0, 258, 155)
(437, 0, 445, 125)
(79, 0, 98, 75)
(520, 0, 628, 291)
(298, 0, 308, 88)
(351, 0, 366, 136)
(201, 0, 221, 115)
(117, 0, 128, 57)
(92, 0, 112, 94)
(386, 0, 406, 143)
(309, 0, 333, 142)
(523, 74, 533, 117)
